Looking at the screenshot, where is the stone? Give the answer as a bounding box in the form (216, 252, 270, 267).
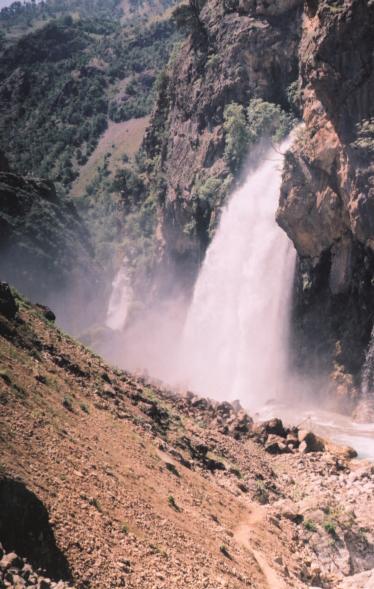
(35, 304, 56, 322)
(265, 435, 291, 455)
(0, 552, 23, 570)
(297, 431, 324, 453)
(256, 418, 287, 438)
(0, 282, 18, 320)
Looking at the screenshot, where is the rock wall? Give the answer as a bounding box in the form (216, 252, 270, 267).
(143, 0, 374, 410)
(0, 169, 105, 332)
(143, 0, 303, 285)
(277, 0, 374, 408)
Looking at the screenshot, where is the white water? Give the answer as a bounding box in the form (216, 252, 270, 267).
(176, 139, 296, 407)
(362, 325, 374, 396)
(106, 261, 133, 331)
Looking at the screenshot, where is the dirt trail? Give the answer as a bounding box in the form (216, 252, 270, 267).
(234, 507, 287, 589)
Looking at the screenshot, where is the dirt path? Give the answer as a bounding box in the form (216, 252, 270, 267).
(234, 507, 287, 589)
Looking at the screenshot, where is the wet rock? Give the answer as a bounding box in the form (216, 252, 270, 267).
(0, 282, 18, 319)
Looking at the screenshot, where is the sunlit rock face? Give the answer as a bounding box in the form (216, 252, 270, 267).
(143, 0, 303, 282)
(277, 0, 374, 409)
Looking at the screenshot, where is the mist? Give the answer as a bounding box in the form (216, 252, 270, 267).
(99, 139, 304, 411)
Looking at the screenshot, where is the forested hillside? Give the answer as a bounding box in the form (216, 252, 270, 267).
(0, 4, 179, 191)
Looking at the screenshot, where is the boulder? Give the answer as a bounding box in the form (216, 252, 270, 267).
(298, 431, 325, 453)
(0, 282, 18, 319)
(256, 418, 287, 438)
(35, 304, 56, 322)
(323, 440, 357, 460)
(265, 435, 292, 455)
(0, 551, 23, 570)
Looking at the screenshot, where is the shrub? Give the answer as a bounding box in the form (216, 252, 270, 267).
(168, 495, 180, 511)
(223, 103, 249, 173)
(253, 480, 269, 505)
(323, 520, 337, 536)
(165, 463, 180, 477)
(62, 395, 74, 411)
(304, 519, 317, 532)
(219, 544, 231, 559)
(247, 98, 293, 144)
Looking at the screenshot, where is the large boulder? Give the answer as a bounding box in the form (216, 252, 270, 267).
(0, 282, 18, 319)
(298, 430, 325, 453)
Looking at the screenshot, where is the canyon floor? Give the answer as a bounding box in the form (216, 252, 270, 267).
(0, 287, 374, 589)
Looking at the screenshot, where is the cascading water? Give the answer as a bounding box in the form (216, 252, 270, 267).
(176, 138, 296, 407)
(362, 325, 374, 397)
(106, 260, 133, 331)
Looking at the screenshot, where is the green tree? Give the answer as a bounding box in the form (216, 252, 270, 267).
(223, 103, 249, 173)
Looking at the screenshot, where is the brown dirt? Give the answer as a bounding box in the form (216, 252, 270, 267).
(0, 294, 373, 588)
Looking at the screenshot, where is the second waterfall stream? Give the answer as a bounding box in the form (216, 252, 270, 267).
(176, 138, 296, 406)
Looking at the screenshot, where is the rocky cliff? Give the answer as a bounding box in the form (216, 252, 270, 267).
(141, 0, 374, 412)
(0, 159, 104, 331)
(143, 0, 303, 285)
(277, 0, 374, 411)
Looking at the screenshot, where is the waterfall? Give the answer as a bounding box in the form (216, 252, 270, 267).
(362, 326, 374, 397)
(177, 139, 296, 407)
(106, 260, 133, 331)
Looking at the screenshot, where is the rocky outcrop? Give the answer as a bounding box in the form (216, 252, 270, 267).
(0, 282, 18, 319)
(277, 0, 374, 408)
(143, 0, 303, 283)
(0, 478, 72, 582)
(0, 171, 105, 332)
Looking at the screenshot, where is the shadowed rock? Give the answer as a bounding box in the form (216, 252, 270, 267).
(0, 477, 72, 582)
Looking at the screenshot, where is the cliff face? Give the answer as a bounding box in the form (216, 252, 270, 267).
(142, 0, 374, 410)
(143, 0, 303, 283)
(277, 0, 374, 408)
(0, 167, 104, 331)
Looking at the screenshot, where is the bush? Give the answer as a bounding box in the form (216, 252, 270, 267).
(304, 519, 317, 532)
(223, 103, 249, 173)
(167, 495, 180, 511)
(223, 99, 293, 174)
(247, 98, 293, 144)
